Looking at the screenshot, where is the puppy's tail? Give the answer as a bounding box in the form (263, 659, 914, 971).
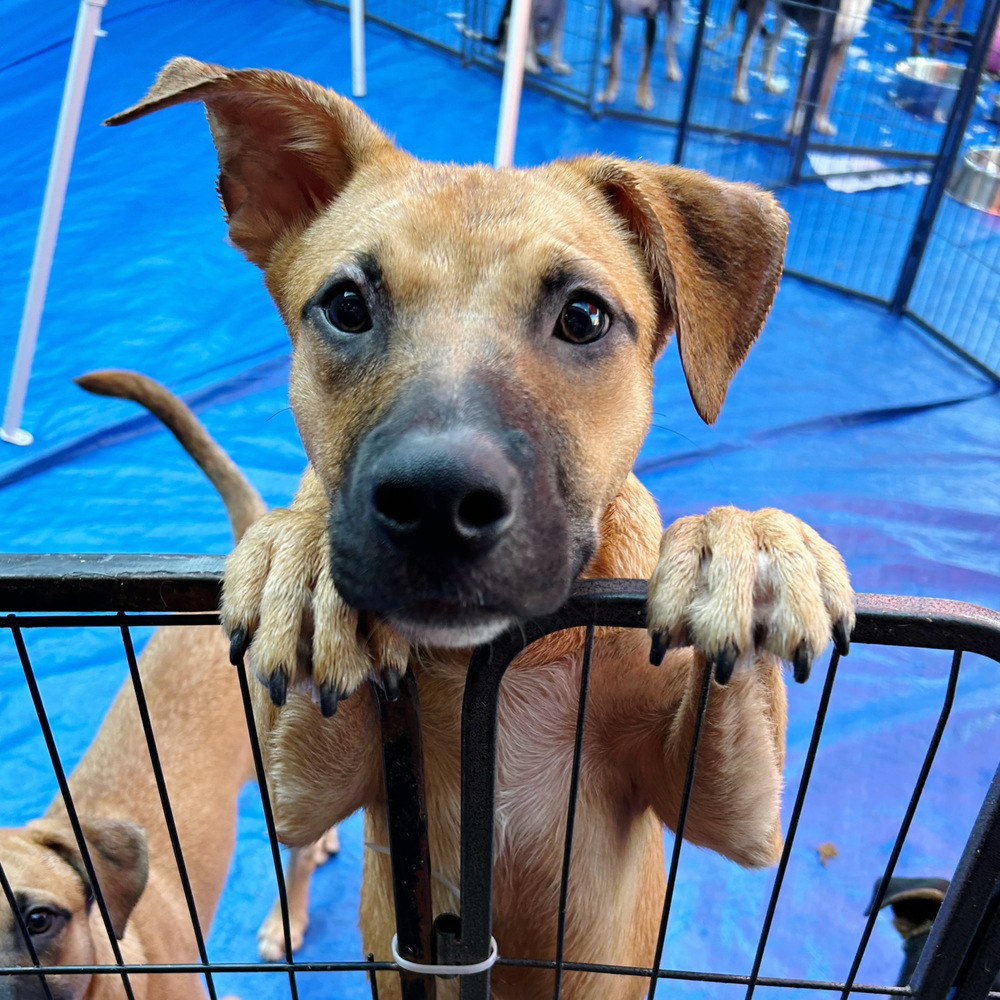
(75, 369, 266, 544)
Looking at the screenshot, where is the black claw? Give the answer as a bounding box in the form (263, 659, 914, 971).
(266, 668, 289, 707)
(383, 671, 401, 702)
(650, 630, 669, 666)
(832, 618, 851, 657)
(792, 641, 813, 684)
(711, 641, 739, 685)
(318, 681, 340, 717)
(229, 625, 248, 667)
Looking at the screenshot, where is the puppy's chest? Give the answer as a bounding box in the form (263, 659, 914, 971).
(418, 655, 613, 889)
(493, 659, 598, 846)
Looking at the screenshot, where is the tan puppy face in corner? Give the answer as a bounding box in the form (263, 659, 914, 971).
(0, 828, 95, 1000)
(0, 820, 147, 1000)
(108, 57, 787, 648)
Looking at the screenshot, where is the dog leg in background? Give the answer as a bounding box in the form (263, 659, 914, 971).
(732, 0, 770, 101)
(909, 0, 931, 53)
(664, 0, 684, 81)
(812, 39, 848, 134)
(545, 14, 573, 73)
(597, 2, 626, 103)
(637, 12, 658, 107)
(257, 826, 341, 961)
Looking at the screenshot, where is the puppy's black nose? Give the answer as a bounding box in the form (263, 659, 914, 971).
(369, 432, 520, 557)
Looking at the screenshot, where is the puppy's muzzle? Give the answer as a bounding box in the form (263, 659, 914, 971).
(329, 383, 584, 646)
(370, 431, 521, 560)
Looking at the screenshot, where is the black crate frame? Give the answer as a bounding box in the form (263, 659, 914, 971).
(1, 553, 1000, 1000)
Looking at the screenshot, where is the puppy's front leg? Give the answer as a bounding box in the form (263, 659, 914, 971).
(642, 506, 854, 864)
(223, 465, 409, 713)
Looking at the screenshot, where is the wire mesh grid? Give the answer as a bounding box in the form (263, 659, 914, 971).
(2, 557, 1000, 999)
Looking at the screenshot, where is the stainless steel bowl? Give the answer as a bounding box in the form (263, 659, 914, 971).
(895, 57, 966, 121)
(947, 146, 1000, 214)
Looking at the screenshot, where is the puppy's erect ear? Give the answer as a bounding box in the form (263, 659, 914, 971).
(106, 56, 401, 268)
(28, 818, 149, 940)
(577, 157, 788, 424)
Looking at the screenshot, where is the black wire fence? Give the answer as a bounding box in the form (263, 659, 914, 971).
(1, 554, 1000, 999)
(313, 0, 1000, 378)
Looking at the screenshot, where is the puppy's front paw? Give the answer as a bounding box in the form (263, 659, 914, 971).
(647, 506, 854, 684)
(222, 506, 408, 713)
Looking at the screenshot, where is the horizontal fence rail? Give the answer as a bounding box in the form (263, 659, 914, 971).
(1, 554, 1000, 1000)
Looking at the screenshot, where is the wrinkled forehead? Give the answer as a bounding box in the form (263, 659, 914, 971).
(289, 161, 649, 313)
(0, 834, 81, 903)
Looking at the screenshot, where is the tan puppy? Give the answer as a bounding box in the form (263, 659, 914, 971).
(107, 58, 855, 1000)
(0, 371, 325, 997)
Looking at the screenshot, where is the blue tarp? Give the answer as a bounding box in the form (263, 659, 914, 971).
(2, 2, 1000, 997)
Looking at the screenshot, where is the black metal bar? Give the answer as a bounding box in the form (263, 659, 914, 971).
(457, 639, 518, 1000)
(647, 654, 714, 999)
(374, 671, 436, 1000)
(497, 955, 917, 990)
(6, 561, 1000, 664)
(912, 760, 1000, 1000)
(232, 657, 300, 1000)
(118, 620, 218, 1000)
(672, 0, 711, 165)
(0, 853, 56, 1000)
(368, 952, 382, 1000)
(0, 959, 394, 975)
(744, 649, 843, 1000)
(552, 621, 596, 999)
(2, 612, 221, 628)
(0, 553, 225, 611)
(891, 0, 1000, 315)
(840, 649, 963, 1000)
(9, 624, 137, 1000)
(951, 894, 1000, 1000)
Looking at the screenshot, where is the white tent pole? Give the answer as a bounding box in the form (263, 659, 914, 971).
(350, 0, 366, 97)
(2, 0, 107, 447)
(494, 0, 531, 168)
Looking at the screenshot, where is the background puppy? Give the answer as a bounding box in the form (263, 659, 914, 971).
(598, 0, 684, 109)
(493, 0, 572, 75)
(0, 371, 329, 998)
(108, 58, 854, 999)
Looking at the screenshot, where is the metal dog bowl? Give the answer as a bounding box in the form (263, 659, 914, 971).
(895, 57, 965, 121)
(947, 146, 1000, 214)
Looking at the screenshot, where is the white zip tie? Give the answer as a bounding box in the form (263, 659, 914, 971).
(391, 934, 499, 976)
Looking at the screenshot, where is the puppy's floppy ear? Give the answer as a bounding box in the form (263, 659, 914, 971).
(106, 56, 401, 268)
(576, 157, 787, 424)
(28, 818, 148, 939)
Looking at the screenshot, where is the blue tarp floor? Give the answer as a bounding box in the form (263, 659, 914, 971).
(2, 1, 1000, 997)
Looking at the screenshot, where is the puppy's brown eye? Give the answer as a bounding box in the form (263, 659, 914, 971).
(323, 283, 372, 333)
(24, 907, 56, 936)
(557, 299, 609, 344)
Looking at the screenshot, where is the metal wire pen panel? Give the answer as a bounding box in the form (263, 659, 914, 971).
(1, 555, 1000, 1000)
